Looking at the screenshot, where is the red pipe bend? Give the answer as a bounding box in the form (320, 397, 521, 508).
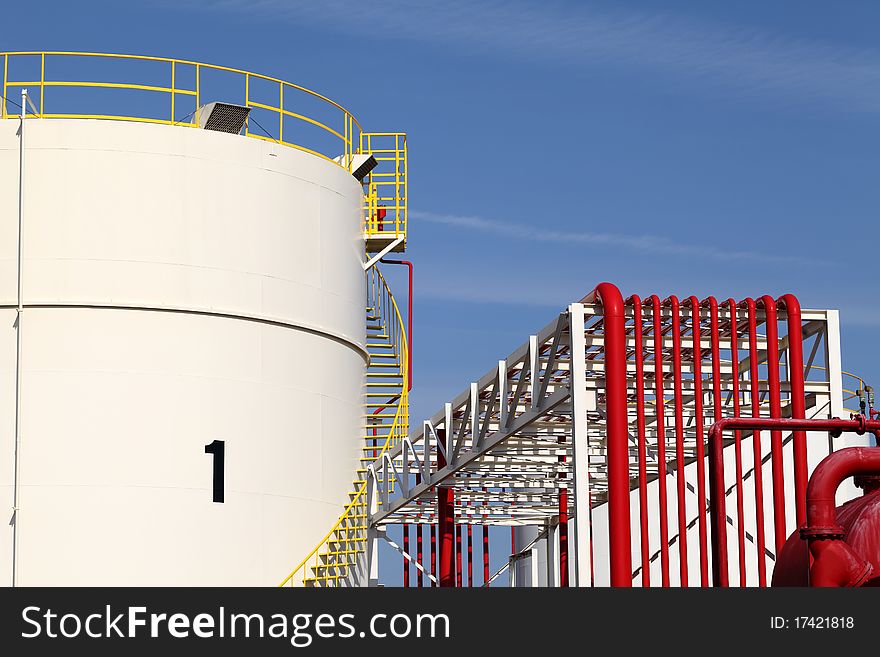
(802, 447, 880, 587)
(583, 282, 632, 586)
(803, 447, 880, 537)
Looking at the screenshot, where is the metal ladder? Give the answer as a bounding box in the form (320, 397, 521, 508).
(280, 266, 408, 586)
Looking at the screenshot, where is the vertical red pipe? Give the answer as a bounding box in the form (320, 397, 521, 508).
(456, 525, 462, 587)
(467, 524, 473, 587)
(437, 429, 456, 587)
(777, 294, 807, 527)
(483, 525, 490, 586)
(760, 296, 787, 555)
(726, 298, 747, 587)
(744, 298, 768, 587)
(403, 525, 410, 587)
(650, 295, 671, 586)
(667, 296, 688, 586)
(593, 283, 632, 587)
(688, 296, 708, 586)
(431, 524, 437, 587)
(378, 259, 413, 390)
(629, 295, 650, 587)
(707, 298, 729, 586)
(416, 474, 424, 588)
(558, 435, 569, 587)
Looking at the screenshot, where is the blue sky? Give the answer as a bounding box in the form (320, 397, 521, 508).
(6, 1, 880, 585)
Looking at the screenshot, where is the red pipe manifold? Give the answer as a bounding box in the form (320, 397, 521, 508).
(708, 417, 880, 587)
(584, 285, 808, 587)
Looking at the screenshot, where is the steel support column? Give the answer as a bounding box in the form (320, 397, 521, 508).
(569, 303, 593, 587)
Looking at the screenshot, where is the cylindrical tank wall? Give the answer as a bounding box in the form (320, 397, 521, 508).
(512, 526, 548, 587)
(0, 119, 366, 585)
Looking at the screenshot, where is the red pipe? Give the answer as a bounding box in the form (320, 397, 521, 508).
(628, 295, 650, 587)
(688, 296, 708, 586)
(482, 525, 490, 585)
(403, 524, 410, 587)
(558, 435, 569, 587)
(709, 416, 880, 440)
(379, 259, 413, 391)
(707, 417, 880, 586)
(777, 294, 808, 526)
(802, 446, 880, 586)
(456, 525, 463, 587)
(431, 524, 437, 587)
(650, 294, 671, 586)
(437, 429, 455, 587)
(705, 297, 728, 587)
(743, 298, 768, 586)
(416, 473, 424, 588)
(467, 524, 473, 587)
(588, 282, 632, 586)
(666, 296, 688, 586)
(725, 298, 747, 586)
(759, 296, 787, 554)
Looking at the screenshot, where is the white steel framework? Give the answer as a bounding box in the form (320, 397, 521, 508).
(368, 296, 851, 586)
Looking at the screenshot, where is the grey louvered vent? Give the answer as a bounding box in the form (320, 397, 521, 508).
(197, 102, 251, 135)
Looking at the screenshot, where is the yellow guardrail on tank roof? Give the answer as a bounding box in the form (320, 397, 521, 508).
(0, 51, 361, 166)
(1, 52, 408, 247)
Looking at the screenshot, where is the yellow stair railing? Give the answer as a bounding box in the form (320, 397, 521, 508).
(280, 266, 408, 587)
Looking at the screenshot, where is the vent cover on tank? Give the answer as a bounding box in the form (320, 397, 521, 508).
(197, 102, 251, 134)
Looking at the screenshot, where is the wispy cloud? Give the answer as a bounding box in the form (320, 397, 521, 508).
(413, 210, 826, 265)
(416, 280, 569, 308)
(187, 0, 880, 111)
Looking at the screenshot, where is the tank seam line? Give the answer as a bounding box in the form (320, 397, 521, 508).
(0, 303, 369, 364)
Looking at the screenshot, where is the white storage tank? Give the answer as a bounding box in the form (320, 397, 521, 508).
(0, 116, 368, 585)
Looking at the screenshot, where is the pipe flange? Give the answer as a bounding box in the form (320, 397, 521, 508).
(800, 525, 845, 540)
(848, 412, 868, 434)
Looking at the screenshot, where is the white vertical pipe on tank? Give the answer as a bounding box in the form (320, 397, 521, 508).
(11, 89, 28, 586)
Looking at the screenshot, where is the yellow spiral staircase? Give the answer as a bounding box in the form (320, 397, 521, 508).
(280, 266, 408, 587)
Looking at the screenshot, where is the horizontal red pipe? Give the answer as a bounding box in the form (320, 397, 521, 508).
(708, 416, 880, 439)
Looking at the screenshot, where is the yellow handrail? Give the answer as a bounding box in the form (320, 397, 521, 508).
(805, 367, 867, 413)
(279, 267, 408, 586)
(1, 51, 362, 167)
(361, 132, 407, 241)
